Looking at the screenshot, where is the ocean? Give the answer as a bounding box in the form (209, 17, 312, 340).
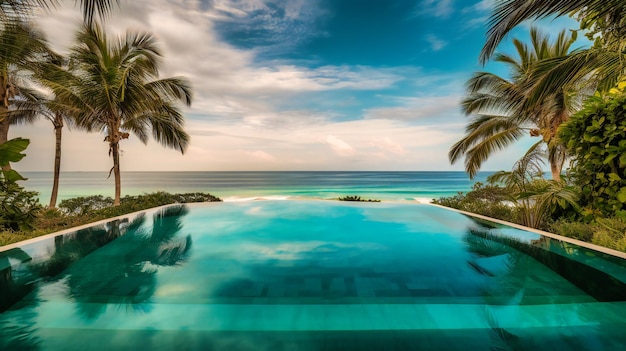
(21, 171, 491, 204)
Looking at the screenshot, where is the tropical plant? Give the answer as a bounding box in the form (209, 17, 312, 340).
(487, 143, 579, 228)
(0, 0, 120, 24)
(0, 137, 28, 181)
(450, 28, 590, 180)
(0, 19, 49, 160)
(338, 195, 381, 202)
(559, 89, 626, 219)
(9, 54, 80, 208)
(480, 0, 626, 104)
(479, 0, 626, 63)
(0, 138, 41, 230)
(432, 182, 516, 222)
(60, 23, 192, 206)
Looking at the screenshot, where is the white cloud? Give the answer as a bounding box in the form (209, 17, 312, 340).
(325, 135, 355, 157)
(240, 150, 277, 162)
(419, 0, 454, 19)
(463, 0, 494, 13)
(7, 0, 527, 175)
(370, 138, 406, 156)
(425, 34, 447, 51)
(364, 95, 462, 122)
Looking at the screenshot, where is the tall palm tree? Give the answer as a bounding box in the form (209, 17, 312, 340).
(63, 23, 192, 206)
(1, 0, 120, 24)
(450, 28, 590, 181)
(0, 19, 49, 171)
(9, 54, 80, 208)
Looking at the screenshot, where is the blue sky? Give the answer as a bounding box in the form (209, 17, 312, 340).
(16, 0, 585, 172)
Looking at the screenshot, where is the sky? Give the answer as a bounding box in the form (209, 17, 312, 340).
(13, 0, 584, 172)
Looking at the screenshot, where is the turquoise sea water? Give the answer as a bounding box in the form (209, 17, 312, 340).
(2, 201, 626, 350)
(21, 171, 491, 203)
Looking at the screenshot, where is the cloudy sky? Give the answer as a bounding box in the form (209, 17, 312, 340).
(14, 0, 582, 172)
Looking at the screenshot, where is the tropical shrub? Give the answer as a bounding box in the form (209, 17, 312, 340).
(0, 138, 41, 231)
(560, 91, 626, 219)
(591, 218, 626, 252)
(549, 219, 595, 242)
(432, 182, 516, 223)
(59, 192, 221, 217)
(338, 195, 380, 202)
(0, 192, 222, 246)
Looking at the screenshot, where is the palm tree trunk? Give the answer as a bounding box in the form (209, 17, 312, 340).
(550, 161, 561, 182)
(49, 117, 63, 208)
(0, 108, 10, 172)
(111, 141, 121, 206)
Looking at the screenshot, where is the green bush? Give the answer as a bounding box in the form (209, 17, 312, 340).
(58, 191, 221, 219)
(0, 181, 41, 231)
(0, 191, 221, 246)
(591, 218, 626, 252)
(0, 138, 41, 231)
(338, 195, 381, 202)
(559, 92, 626, 219)
(433, 183, 516, 222)
(549, 219, 595, 242)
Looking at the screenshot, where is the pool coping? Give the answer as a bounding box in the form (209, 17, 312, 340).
(0, 203, 175, 253)
(429, 203, 626, 260)
(1, 200, 625, 261)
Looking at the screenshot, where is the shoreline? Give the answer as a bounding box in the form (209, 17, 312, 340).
(19, 170, 478, 205)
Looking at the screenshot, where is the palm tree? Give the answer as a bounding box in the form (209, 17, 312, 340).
(450, 28, 590, 181)
(480, 0, 626, 103)
(9, 54, 81, 208)
(487, 142, 579, 228)
(479, 0, 626, 63)
(0, 0, 120, 24)
(64, 23, 192, 206)
(0, 19, 49, 171)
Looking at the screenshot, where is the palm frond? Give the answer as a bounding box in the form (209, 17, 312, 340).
(480, 0, 626, 63)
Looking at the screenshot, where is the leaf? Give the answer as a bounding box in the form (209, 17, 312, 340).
(0, 138, 30, 166)
(604, 154, 618, 165)
(2, 169, 27, 182)
(618, 188, 626, 203)
(608, 173, 622, 182)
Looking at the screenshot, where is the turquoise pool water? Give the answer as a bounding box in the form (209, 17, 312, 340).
(2, 201, 626, 350)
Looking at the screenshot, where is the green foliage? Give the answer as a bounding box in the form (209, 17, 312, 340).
(0, 138, 29, 182)
(591, 218, 626, 252)
(453, 28, 583, 179)
(432, 182, 517, 223)
(560, 92, 626, 219)
(0, 181, 41, 231)
(59, 192, 221, 217)
(549, 219, 595, 242)
(551, 217, 626, 252)
(0, 192, 221, 246)
(59, 195, 113, 216)
(338, 195, 381, 202)
(0, 138, 41, 231)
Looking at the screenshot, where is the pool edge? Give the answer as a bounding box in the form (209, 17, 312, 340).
(0, 203, 184, 253)
(428, 203, 626, 260)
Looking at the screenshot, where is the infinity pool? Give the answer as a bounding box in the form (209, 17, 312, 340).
(2, 201, 626, 350)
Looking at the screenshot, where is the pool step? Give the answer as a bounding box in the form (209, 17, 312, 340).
(17, 301, 626, 332)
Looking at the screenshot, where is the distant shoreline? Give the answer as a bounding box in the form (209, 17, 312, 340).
(20, 171, 483, 205)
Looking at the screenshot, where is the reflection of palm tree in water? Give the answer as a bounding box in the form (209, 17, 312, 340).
(66, 205, 193, 319)
(0, 214, 140, 349)
(0, 205, 193, 349)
